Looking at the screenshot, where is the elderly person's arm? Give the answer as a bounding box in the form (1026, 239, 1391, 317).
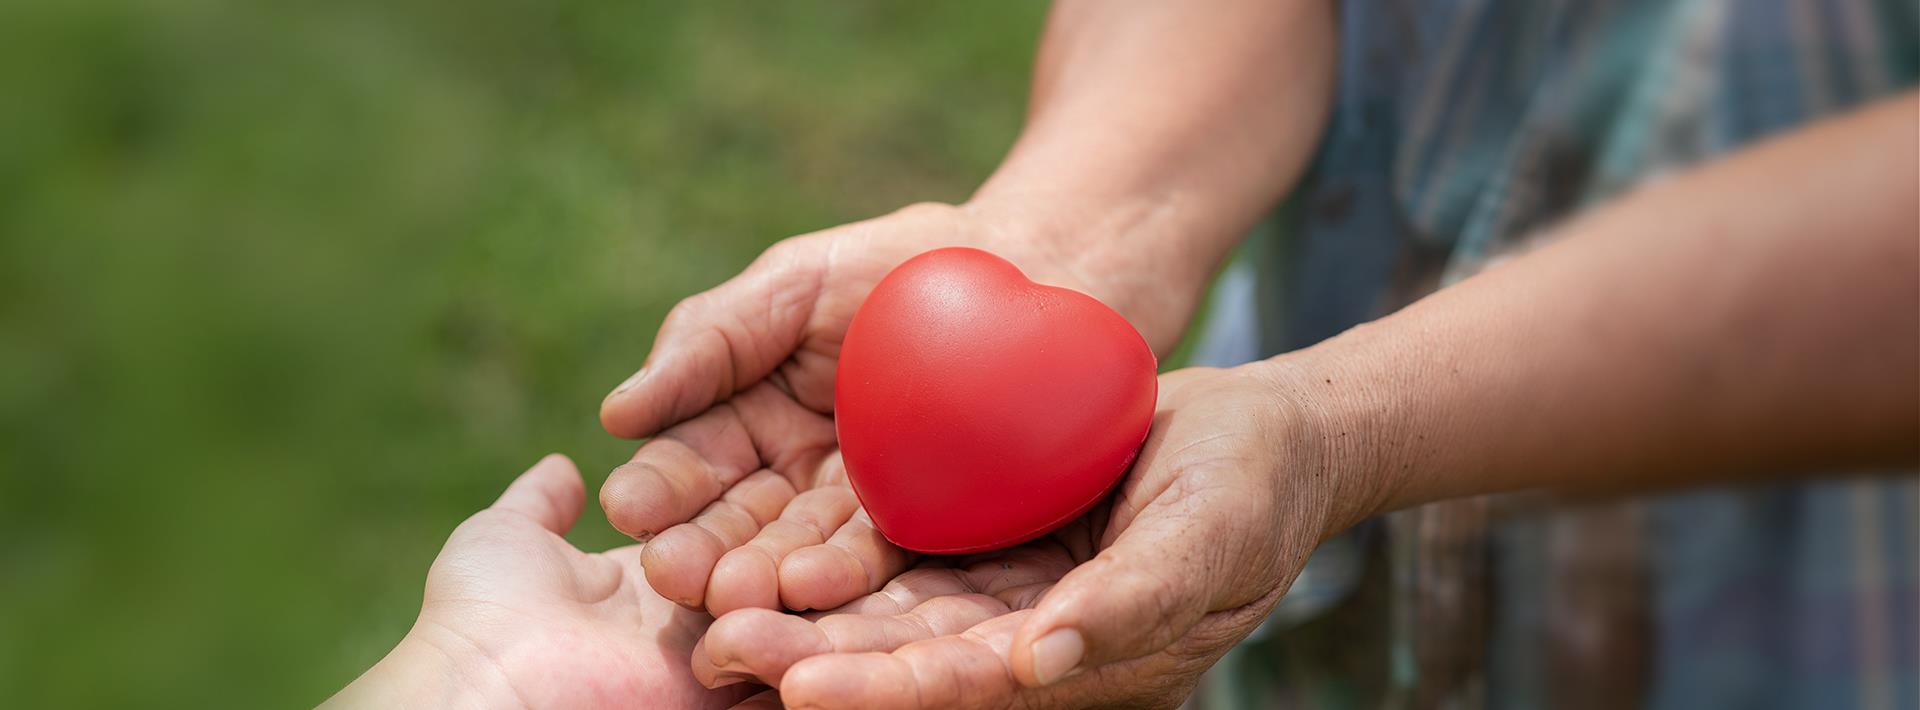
(693, 91, 1918, 710)
(1300, 91, 1919, 523)
(596, 0, 1337, 618)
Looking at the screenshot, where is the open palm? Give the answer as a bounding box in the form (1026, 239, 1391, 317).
(397, 455, 766, 709)
(685, 367, 1335, 709)
(596, 202, 1178, 618)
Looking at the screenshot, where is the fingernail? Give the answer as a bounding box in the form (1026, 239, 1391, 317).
(1030, 628, 1084, 686)
(610, 367, 649, 396)
(704, 672, 750, 689)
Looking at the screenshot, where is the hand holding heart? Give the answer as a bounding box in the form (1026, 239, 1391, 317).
(599, 203, 1336, 707)
(834, 247, 1158, 554)
(692, 366, 1338, 708)
(599, 201, 1204, 617)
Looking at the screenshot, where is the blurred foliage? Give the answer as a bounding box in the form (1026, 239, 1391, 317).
(0, 1, 1048, 705)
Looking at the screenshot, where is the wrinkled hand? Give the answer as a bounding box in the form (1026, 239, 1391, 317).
(598, 201, 1198, 618)
(328, 456, 770, 709)
(690, 365, 1343, 709)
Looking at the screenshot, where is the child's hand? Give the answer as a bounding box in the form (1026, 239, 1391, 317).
(325, 455, 771, 709)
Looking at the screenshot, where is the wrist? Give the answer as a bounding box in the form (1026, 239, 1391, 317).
(969, 168, 1234, 282)
(1247, 348, 1412, 540)
(326, 624, 507, 710)
(958, 188, 1226, 353)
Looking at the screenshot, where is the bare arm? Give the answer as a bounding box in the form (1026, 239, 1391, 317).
(596, 0, 1341, 621)
(973, 0, 1336, 346)
(1280, 92, 1920, 527)
(682, 95, 1918, 710)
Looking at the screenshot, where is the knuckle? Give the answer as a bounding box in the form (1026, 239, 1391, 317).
(446, 510, 528, 549)
(448, 511, 499, 541)
(1057, 561, 1184, 660)
(757, 234, 812, 265)
(894, 201, 957, 218)
(1106, 564, 1204, 652)
(661, 293, 711, 330)
(1138, 572, 1189, 631)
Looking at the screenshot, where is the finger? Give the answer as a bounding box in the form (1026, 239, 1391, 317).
(601, 238, 825, 439)
(1008, 483, 1267, 688)
(699, 567, 975, 687)
(818, 566, 975, 616)
(706, 486, 860, 616)
(778, 509, 916, 611)
(699, 558, 1052, 687)
(813, 545, 1075, 616)
(701, 591, 1009, 688)
(697, 609, 825, 689)
(600, 405, 757, 540)
(726, 688, 783, 710)
(489, 454, 585, 534)
(600, 382, 838, 539)
(640, 470, 796, 609)
(778, 610, 1038, 710)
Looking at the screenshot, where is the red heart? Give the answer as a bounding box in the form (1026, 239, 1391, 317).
(835, 247, 1158, 554)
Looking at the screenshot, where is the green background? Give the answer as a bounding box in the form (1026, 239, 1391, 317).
(0, 2, 1053, 705)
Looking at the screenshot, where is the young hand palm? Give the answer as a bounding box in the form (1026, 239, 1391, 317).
(351, 455, 767, 709)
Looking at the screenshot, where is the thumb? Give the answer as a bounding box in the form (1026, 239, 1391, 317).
(600, 239, 823, 439)
(1007, 487, 1274, 687)
(490, 453, 587, 534)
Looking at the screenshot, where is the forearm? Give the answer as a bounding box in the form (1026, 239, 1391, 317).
(1279, 92, 1920, 528)
(971, 0, 1336, 340)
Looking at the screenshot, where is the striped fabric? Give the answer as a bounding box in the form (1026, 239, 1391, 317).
(1185, 1, 1919, 708)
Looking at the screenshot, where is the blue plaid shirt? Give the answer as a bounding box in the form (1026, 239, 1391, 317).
(1187, 1, 1918, 707)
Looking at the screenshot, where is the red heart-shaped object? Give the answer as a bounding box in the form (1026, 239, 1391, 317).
(835, 247, 1157, 554)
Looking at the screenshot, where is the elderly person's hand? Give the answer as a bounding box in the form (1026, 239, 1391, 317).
(690, 92, 1920, 708)
(593, 0, 1332, 626)
(596, 199, 1218, 617)
(687, 364, 1362, 708)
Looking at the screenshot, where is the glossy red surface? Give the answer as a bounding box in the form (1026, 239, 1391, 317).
(834, 247, 1158, 554)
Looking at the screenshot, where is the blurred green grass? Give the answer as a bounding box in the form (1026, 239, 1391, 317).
(0, 1, 1048, 705)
